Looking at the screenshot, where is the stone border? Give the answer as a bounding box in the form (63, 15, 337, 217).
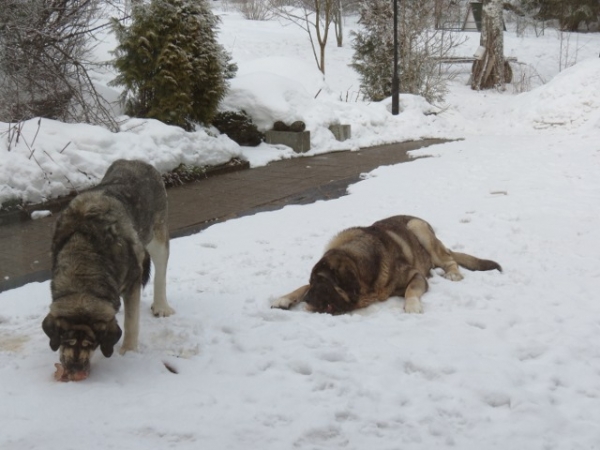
(265, 130, 311, 153)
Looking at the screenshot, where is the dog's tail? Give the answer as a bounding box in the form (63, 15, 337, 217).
(142, 251, 151, 286)
(451, 251, 502, 272)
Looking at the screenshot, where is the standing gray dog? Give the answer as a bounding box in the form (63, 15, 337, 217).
(42, 159, 173, 381)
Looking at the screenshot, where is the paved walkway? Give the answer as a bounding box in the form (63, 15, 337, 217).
(0, 139, 445, 292)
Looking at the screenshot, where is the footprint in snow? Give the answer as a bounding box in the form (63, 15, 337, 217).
(288, 360, 313, 376)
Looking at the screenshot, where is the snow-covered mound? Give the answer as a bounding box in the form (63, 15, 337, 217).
(220, 55, 462, 151)
(0, 118, 241, 206)
(513, 57, 600, 130)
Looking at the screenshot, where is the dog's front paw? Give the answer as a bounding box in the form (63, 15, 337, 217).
(119, 343, 137, 355)
(151, 303, 175, 317)
(404, 297, 423, 314)
(271, 296, 293, 310)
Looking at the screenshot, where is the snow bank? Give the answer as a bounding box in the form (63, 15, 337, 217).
(0, 118, 240, 205)
(512, 57, 600, 130)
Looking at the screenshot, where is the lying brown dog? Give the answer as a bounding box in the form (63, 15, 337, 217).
(272, 215, 501, 315)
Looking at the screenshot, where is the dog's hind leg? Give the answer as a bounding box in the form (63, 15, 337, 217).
(146, 230, 175, 317)
(271, 285, 310, 310)
(120, 285, 141, 354)
(403, 271, 428, 314)
(406, 218, 463, 281)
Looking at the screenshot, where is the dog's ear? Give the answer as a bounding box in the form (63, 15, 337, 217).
(323, 253, 359, 296)
(41, 314, 61, 351)
(98, 319, 122, 358)
(338, 264, 359, 295)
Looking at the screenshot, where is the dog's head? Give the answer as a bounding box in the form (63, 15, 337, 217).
(42, 307, 122, 380)
(304, 251, 361, 315)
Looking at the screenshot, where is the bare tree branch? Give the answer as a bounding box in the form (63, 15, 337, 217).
(0, 0, 119, 131)
(270, 0, 338, 74)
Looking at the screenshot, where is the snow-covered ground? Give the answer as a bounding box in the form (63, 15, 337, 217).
(1, 4, 600, 449)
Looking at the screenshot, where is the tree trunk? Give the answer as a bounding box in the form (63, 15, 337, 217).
(334, 0, 343, 47)
(471, 0, 506, 91)
(319, 42, 326, 74)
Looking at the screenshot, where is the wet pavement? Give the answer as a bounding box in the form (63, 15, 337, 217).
(0, 139, 445, 292)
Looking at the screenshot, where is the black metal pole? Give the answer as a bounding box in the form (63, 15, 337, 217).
(391, 0, 399, 115)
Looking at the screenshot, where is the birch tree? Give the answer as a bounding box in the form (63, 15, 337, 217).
(471, 0, 511, 91)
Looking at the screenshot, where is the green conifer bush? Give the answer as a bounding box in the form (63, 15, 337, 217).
(111, 0, 237, 131)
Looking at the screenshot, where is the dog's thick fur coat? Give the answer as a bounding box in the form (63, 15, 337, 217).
(272, 215, 501, 315)
(42, 159, 173, 379)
